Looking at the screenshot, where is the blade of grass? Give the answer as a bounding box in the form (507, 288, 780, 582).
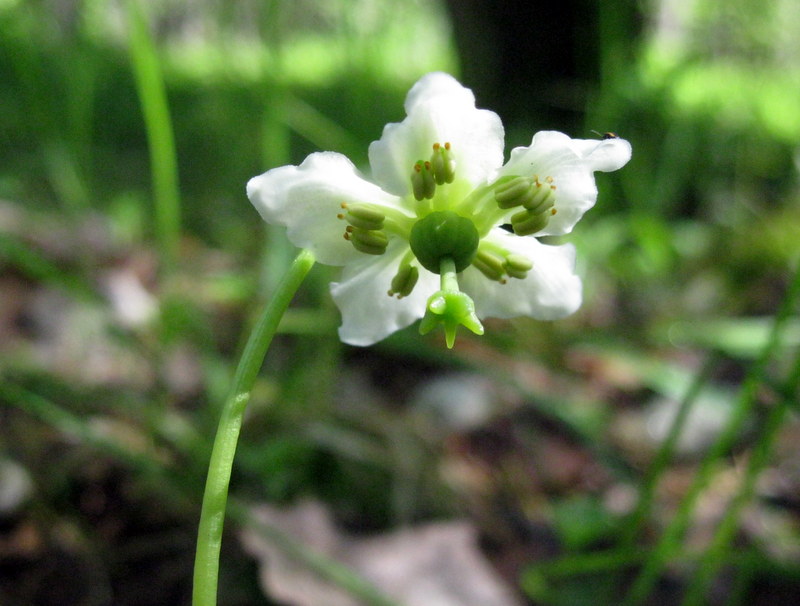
(0, 380, 401, 606)
(0, 380, 189, 500)
(680, 398, 790, 605)
(622, 261, 800, 605)
(126, 0, 181, 273)
(0, 232, 97, 301)
(681, 327, 800, 604)
(621, 354, 720, 546)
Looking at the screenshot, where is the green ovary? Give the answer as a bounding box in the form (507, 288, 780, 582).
(409, 210, 479, 274)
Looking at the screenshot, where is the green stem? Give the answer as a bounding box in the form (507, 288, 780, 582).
(193, 249, 315, 606)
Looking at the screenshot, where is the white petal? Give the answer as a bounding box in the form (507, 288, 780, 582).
(499, 131, 630, 236)
(330, 240, 439, 346)
(368, 73, 504, 197)
(403, 72, 477, 114)
(570, 136, 632, 172)
(247, 152, 404, 266)
(460, 230, 582, 321)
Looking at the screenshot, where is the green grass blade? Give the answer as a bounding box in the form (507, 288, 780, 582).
(681, 320, 800, 604)
(622, 261, 800, 605)
(126, 0, 181, 273)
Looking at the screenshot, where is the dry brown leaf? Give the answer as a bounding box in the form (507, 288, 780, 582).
(240, 500, 522, 606)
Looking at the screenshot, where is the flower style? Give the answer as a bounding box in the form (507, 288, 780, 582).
(247, 73, 631, 348)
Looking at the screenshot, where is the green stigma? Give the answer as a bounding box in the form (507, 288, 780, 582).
(418, 257, 484, 348)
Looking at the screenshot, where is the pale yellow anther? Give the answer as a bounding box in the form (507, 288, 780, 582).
(430, 141, 456, 185)
(411, 160, 436, 200)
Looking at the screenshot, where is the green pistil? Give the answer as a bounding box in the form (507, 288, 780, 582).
(419, 256, 484, 348)
(409, 210, 479, 274)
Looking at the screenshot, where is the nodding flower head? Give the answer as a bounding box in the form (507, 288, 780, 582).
(247, 72, 631, 347)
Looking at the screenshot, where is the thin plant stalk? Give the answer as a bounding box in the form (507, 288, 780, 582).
(680, 399, 790, 605)
(127, 0, 181, 273)
(2, 380, 400, 606)
(193, 249, 315, 606)
(620, 355, 719, 547)
(681, 307, 800, 605)
(622, 261, 800, 605)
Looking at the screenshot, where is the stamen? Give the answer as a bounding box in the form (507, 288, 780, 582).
(472, 246, 533, 282)
(510, 208, 550, 236)
(504, 253, 533, 280)
(340, 203, 385, 231)
(430, 142, 456, 185)
(523, 177, 556, 214)
(493, 175, 556, 214)
(495, 176, 534, 209)
(344, 226, 388, 255)
(411, 160, 436, 201)
(388, 263, 419, 299)
(472, 249, 506, 283)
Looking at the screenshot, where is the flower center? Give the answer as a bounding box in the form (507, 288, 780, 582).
(334, 140, 559, 346)
(409, 210, 479, 274)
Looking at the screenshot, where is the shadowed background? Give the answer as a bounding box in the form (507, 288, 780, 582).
(1, 0, 799, 604)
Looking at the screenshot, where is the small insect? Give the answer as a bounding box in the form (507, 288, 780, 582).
(591, 130, 619, 140)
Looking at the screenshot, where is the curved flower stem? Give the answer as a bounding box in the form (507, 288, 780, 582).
(193, 249, 315, 606)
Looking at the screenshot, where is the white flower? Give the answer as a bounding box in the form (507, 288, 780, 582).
(247, 73, 631, 347)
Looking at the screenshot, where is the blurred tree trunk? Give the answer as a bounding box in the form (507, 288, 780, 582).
(444, 0, 641, 140)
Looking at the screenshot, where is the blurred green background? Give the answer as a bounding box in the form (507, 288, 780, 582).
(1, 0, 799, 604)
